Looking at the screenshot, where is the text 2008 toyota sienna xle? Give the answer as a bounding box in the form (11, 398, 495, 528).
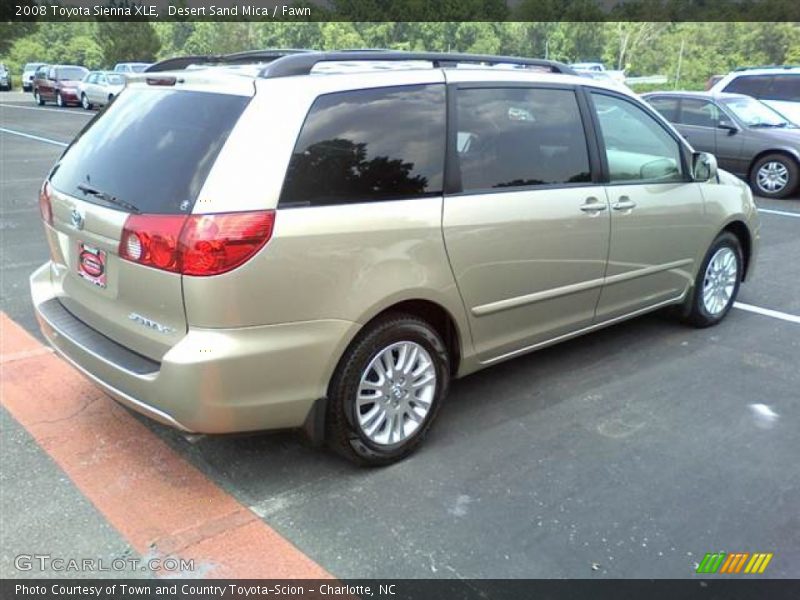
(31, 51, 760, 465)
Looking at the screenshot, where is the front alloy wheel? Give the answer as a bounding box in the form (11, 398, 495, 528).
(683, 231, 742, 328)
(81, 93, 91, 110)
(702, 247, 738, 316)
(56, 92, 64, 108)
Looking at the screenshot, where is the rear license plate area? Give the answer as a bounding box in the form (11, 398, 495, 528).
(77, 242, 107, 288)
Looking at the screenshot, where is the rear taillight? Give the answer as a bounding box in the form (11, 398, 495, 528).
(119, 211, 275, 276)
(39, 181, 53, 225)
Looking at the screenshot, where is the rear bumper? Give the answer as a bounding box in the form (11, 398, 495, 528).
(30, 263, 359, 434)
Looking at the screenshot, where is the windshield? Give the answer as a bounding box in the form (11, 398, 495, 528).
(50, 89, 250, 214)
(131, 64, 148, 73)
(57, 67, 88, 81)
(722, 96, 793, 128)
(24, 63, 43, 70)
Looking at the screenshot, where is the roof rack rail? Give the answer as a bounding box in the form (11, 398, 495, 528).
(145, 49, 313, 73)
(257, 51, 577, 78)
(733, 64, 800, 72)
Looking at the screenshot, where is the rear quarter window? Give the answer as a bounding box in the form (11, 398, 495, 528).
(646, 96, 680, 122)
(724, 75, 770, 97)
(279, 84, 445, 207)
(764, 75, 800, 102)
(49, 89, 250, 214)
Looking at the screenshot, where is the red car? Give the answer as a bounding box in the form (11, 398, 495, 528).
(32, 64, 89, 107)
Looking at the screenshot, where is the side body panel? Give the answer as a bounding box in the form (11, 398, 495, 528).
(596, 182, 707, 320)
(442, 187, 610, 362)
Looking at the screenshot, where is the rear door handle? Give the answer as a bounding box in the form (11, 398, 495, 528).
(580, 197, 607, 214)
(612, 197, 637, 211)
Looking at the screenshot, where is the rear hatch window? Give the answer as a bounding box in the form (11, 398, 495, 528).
(50, 88, 250, 215)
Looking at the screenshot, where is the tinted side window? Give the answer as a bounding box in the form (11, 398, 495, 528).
(591, 92, 683, 183)
(455, 87, 591, 191)
(724, 75, 770, 97)
(677, 99, 719, 127)
(765, 75, 800, 102)
(646, 96, 680, 121)
(280, 84, 445, 207)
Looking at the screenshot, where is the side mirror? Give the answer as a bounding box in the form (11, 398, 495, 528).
(718, 119, 739, 135)
(692, 151, 718, 182)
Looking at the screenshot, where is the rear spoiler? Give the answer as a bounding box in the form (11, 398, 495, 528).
(145, 49, 312, 73)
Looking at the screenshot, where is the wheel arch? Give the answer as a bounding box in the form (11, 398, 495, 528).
(747, 147, 800, 180)
(304, 297, 466, 448)
(355, 298, 463, 378)
(720, 220, 753, 281)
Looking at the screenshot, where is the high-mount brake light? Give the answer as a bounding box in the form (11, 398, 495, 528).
(119, 211, 275, 276)
(145, 76, 177, 86)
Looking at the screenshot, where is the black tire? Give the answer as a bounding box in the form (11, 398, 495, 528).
(56, 92, 64, 108)
(750, 153, 799, 199)
(34, 90, 44, 105)
(326, 313, 450, 466)
(682, 232, 743, 328)
(81, 93, 92, 110)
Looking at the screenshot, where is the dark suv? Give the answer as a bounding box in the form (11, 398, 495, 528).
(33, 64, 89, 107)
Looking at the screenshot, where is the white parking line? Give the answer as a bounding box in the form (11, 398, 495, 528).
(0, 103, 93, 116)
(734, 302, 800, 324)
(0, 127, 68, 147)
(757, 208, 800, 218)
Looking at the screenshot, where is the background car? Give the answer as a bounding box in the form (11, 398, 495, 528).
(705, 74, 724, 90)
(573, 68, 633, 92)
(79, 71, 126, 110)
(710, 66, 800, 125)
(0, 63, 10, 91)
(113, 62, 152, 73)
(32, 65, 89, 107)
(644, 91, 800, 198)
(22, 62, 45, 91)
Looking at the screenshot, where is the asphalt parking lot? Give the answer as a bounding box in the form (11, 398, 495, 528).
(1, 90, 798, 579)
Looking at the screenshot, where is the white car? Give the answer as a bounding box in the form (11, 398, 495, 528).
(710, 67, 800, 125)
(22, 62, 45, 91)
(79, 71, 126, 110)
(113, 62, 152, 74)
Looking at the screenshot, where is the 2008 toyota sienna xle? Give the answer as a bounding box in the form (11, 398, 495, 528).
(31, 50, 760, 465)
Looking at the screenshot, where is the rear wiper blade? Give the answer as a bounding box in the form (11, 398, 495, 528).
(752, 122, 788, 128)
(77, 183, 141, 214)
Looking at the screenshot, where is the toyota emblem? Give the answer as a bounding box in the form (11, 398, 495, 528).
(70, 207, 84, 230)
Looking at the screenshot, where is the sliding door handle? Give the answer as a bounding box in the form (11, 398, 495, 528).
(612, 197, 637, 211)
(580, 197, 608, 214)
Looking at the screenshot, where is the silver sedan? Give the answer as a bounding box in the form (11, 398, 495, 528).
(79, 71, 126, 110)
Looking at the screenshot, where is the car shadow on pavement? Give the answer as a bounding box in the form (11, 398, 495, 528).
(142, 311, 699, 489)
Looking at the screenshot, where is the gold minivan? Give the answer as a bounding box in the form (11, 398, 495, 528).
(31, 51, 760, 465)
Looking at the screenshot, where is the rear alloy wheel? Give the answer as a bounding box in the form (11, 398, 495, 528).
(56, 92, 64, 108)
(34, 90, 44, 106)
(81, 93, 92, 110)
(683, 232, 743, 328)
(326, 313, 450, 466)
(750, 153, 798, 199)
